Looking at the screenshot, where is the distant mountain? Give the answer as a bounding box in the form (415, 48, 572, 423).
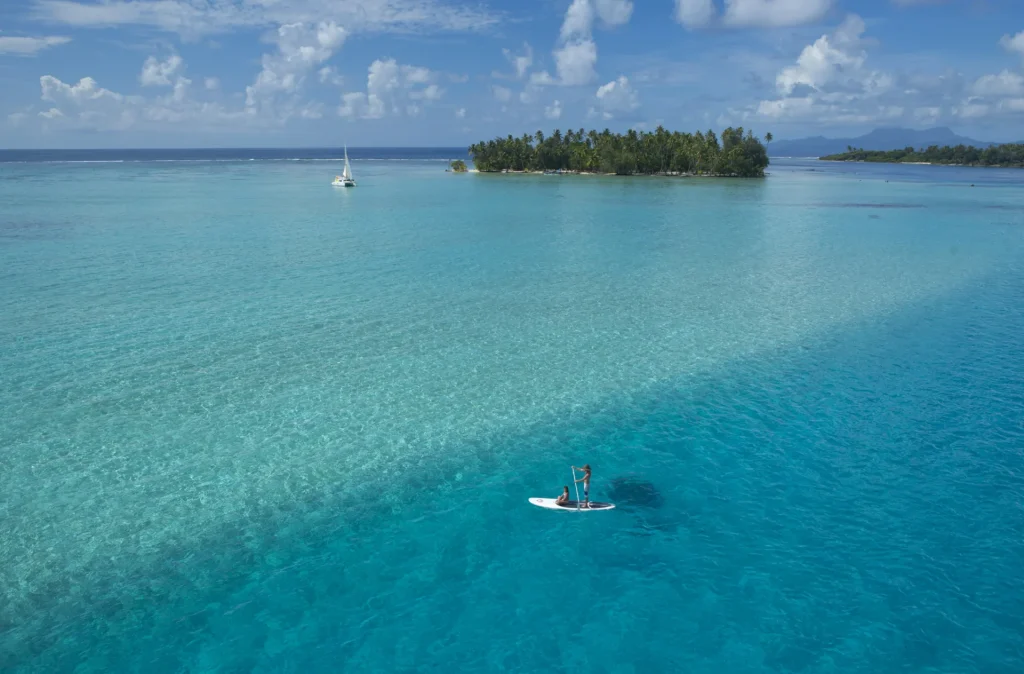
(768, 127, 1000, 157)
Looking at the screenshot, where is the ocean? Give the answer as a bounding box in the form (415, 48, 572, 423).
(1, 151, 1023, 673)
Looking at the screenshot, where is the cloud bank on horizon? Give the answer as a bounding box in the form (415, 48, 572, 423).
(1, 0, 1023, 147)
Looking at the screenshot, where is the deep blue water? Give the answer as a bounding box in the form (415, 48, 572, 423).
(1, 155, 1023, 672)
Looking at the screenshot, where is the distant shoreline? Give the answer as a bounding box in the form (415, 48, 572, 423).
(820, 143, 1024, 168)
(819, 158, 1011, 168)
(470, 168, 754, 178)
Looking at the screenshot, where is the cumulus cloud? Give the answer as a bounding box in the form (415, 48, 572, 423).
(493, 85, 512, 102)
(532, 0, 632, 87)
(338, 58, 441, 119)
(593, 0, 633, 26)
(748, 14, 904, 125)
(204, 77, 220, 90)
(674, 0, 715, 28)
(545, 100, 563, 119)
(594, 75, 639, 118)
(1000, 31, 1024, 57)
(723, 0, 831, 27)
(560, 0, 595, 41)
(0, 35, 71, 55)
(30, 53, 290, 135)
(409, 83, 443, 101)
(501, 43, 533, 80)
(455, 107, 466, 118)
(972, 70, 1024, 98)
(673, 0, 830, 29)
(776, 15, 869, 94)
(318, 66, 344, 86)
(140, 54, 183, 86)
(550, 39, 599, 86)
(246, 21, 346, 111)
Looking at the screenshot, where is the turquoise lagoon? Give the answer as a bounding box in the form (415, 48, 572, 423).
(1, 155, 1023, 672)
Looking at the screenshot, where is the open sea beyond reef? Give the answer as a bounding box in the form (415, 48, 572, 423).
(1, 151, 1023, 673)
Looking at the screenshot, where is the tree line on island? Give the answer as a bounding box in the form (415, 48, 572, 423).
(465, 127, 771, 177)
(821, 143, 1024, 167)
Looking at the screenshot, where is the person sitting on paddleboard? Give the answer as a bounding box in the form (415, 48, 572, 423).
(573, 464, 591, 507)
(556, 486, 570, 504)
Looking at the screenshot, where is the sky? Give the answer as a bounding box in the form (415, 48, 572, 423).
(1, 0, 1023, 148)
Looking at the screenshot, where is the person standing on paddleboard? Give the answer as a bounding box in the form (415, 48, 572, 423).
(573, 464, 591, 507)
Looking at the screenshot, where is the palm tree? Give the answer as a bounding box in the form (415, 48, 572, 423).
(468, 126, 769, 176)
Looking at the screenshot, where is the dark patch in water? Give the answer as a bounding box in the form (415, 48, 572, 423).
(868, 215, 881, 220)
(0, 219, 73, 242)
(983, 204, 1024, 211)
(608, 476, 664, 509)
(822, 203, 926, 209)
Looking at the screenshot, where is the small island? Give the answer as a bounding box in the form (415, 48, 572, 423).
(821, 143, 1024, 168)
(449, 159, 468, 173)
(468, 127, 770, 177)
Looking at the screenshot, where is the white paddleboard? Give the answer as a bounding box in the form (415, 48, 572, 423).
(529, 498, 615, 511)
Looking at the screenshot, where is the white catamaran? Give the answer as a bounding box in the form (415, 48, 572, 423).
(332, 145, 356, 187)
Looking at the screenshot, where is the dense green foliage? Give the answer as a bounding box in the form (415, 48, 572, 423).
(449, 159, 468, 172)
(468, 127, 770, 177)
(821, 143, 1024, 167)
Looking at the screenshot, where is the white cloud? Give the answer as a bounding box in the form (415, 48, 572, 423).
(338, 91, 385, 119)
(140, 54, 183, 86)
(972, 70, 1024, 98)
(339, 58, 441, 119)
(7, 112, 29, 126)
(246, 21, 345, 111)
(954, 99, 989, 120)
(0, 35, 71, 55)
(999, 98, 1024, 113)
(39, 75, 139, 130)
(493, 85, 512, 102)
(533, 0, 631, 87)
(502, 43, 533, 80)
(545, 99, 563, 119)
(455, 107, 466, 118)
(747, 14, 914, 126)
(318, 66, 344, 86)
(595, 75, 639, 118)
(723, 0, 831, 27)
(32, 55, 275, 134)
(204, 77, 220, 90)
(552, 39, 599, 86)
(409, 83, 443, 100)
(776, 14, 868, 94)
(560, 0, 595, 41)
(593, 0, 633, 26)
(42, 75, 126, 105)
(532, 39, 598, 87)
(33, 0, 499, 39)
(674, 0, 715, 28)
(1000, 31, 1024, 57)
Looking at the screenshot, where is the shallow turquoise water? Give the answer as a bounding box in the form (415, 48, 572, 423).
(2, 158, 1023, 672)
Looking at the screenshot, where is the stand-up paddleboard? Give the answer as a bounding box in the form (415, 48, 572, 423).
(529, 498, 615, 511)
(531, 465, 615, 511)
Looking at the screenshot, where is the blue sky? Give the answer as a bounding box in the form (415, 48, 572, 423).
(1, 0, 1023, 147)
